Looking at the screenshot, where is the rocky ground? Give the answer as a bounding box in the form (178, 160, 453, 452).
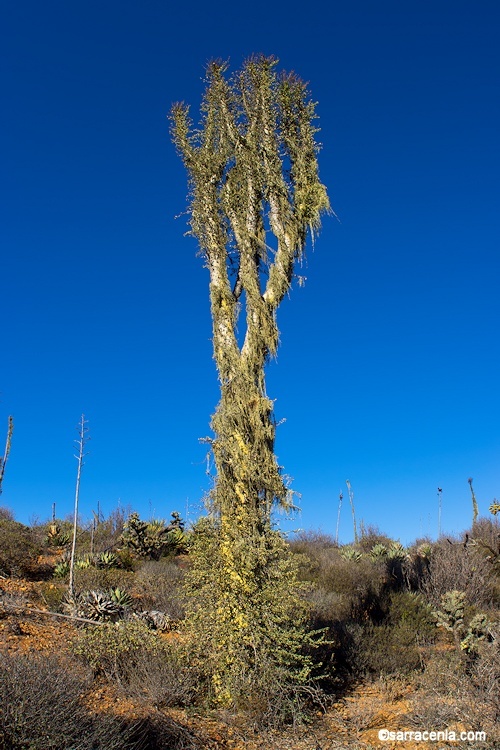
(0, 575, 493, 750)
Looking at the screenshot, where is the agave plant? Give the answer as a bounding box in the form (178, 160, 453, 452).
(109, 587, 133, 609)
(74, 556, 92, 570)
(340, 546, 363, 562)
(387, 542, 407, 560)
(65, 590, 123, 622)
(165, 527, 188, 554)
(95, 551, 119, 569)
(136, 609, 176, 632)
(370, 543, 388, 558)
(46, 523, 71, 548)
(416, 542, 433, 560)
(53, 561, 70, 578)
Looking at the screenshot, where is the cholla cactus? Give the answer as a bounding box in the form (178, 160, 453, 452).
(433, 590, 466, 648)
(489, 501, 500, 516)
(460, 613, 494, 653)
(121, 512, 187, 559)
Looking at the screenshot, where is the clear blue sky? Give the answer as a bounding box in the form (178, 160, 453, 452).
(2, 0, 499, 544)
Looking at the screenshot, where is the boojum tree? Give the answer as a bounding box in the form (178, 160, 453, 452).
(171, 56, 329, 710)
(171, 56, 328, 531)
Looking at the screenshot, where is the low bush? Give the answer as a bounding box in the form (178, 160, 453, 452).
(0, 519, 42, 578)
(422, 536, 497, 610)
(71, 620, 163, 680)
(0, 651, 142, 750)
(71, 619, 196, 709)
(73, 566, 136, 595)
(132, 558, 185, 619)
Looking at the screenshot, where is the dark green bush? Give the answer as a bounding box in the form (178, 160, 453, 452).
(0, 519, 42, 578)
(388, 591, 435, 641)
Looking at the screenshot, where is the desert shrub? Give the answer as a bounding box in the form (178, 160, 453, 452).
(36, 581, 67, 611)
(356, 525, 395, 553)
(388, 591, 435, 642)
(422, 537, 497, 610)
(301, 547, 387, 623)
(183, 518, 324, 728)
(0, 519, 42, 578)
(71, 619, 165, 680)
(89, 506, 129, 553)
(73, 565, 136, 595)
(408, 635, 500, 749)
(133, 558, 186, 619)
(289, 529, 337, 555)
(356, 622, 423, 676)
(0, 651, 142, 750)
(0, 506, 14, 521)
(331, 592, 435, 681)
(119, 640, 197, 709)
(71, 619, 196, 709)
(470, 515, 500, 549)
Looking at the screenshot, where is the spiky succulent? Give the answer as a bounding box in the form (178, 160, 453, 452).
(74, 556, 92, 570)
(340, 546, 363, 562)
(65, 590, 123, 622)
(416, 543, 433, 559)
(53, 561, 70, 578)
(370, 543, 388, 558)
(136, 609, 176, 632)
(95, 551, 119, 569)
(387, 542, 407, 560)
(109, 587, 133, 609)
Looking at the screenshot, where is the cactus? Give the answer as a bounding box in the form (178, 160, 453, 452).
(65, 590, 123, 622)
(433, 590, 466, 648)
(121, 511, 187, 559)
(53, 561, 70, 578)
(95, 551, 119, 569)
(370, 543, 388, 558)
(460, 613, 494, 653)
(340, 545, 363, 562)
(109, 587, 133, 609)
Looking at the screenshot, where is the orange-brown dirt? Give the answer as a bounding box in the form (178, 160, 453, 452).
(0, 576, 473, 750)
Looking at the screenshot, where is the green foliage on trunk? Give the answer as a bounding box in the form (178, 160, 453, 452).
(171, 56, 329, 716)
(183, 518, 320, 722)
